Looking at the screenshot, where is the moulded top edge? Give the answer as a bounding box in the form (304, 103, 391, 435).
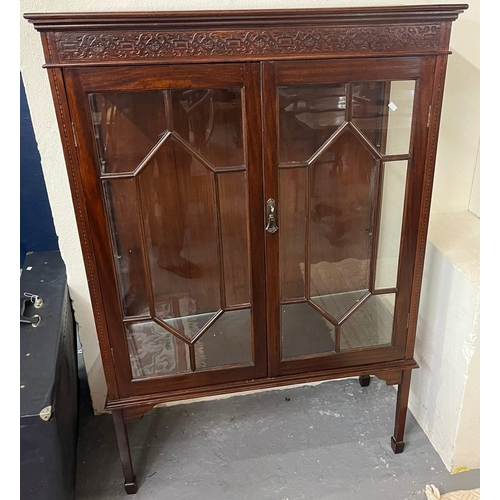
(24, 4, 469, 31)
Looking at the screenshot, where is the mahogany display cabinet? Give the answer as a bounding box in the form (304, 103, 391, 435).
(26, 4, 467, 493)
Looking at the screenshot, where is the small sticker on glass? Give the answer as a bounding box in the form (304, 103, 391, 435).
(388, 101, 398, 112)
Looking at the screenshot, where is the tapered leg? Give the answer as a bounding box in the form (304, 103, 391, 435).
(112, 410, 138, 494)
(391, 369, 412, 454)
(359, 375, 371, 387)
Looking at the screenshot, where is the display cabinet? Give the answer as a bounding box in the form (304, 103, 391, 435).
(26, 4, 467, 493)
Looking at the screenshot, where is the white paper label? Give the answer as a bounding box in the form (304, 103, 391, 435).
(388, 101, 398, 112)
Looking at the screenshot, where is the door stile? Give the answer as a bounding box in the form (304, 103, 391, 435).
(244, 62, 268, 379)
(261, 61, 282, 377)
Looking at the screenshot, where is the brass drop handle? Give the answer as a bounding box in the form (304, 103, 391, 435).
(266, 198, 278, 233)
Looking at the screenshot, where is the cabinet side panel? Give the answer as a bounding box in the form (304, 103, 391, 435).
(405, 54, 449, 359)
(45, 67, 120, 399)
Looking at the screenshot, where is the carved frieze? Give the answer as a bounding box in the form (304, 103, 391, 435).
(54, 25, 441, 62)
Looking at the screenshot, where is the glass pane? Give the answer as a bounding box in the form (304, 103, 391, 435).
(218, 171, 251, 306)
(103, 179, 148, 317)
(127, 321, 190, 379)
(171, 88, 244, 168)
(137, 137, 221, 340)
(195, 309, 252, 369)
(340, 294, 395, 350)
(279, 84, 346, 163)
(311, 290, 368, 323)
(161, 308, 216, 342)
(282, 302, 335, 359)
(352, 81, 415, 156)
(95, 85, 254, 379)
(89, 92, 167, 174)
(385, 81, 415, 155)
(375, 161, 408, 289)
(279, 167, 307, 300)
(351, 81, 388, 149)
(309, 130, 376, 320)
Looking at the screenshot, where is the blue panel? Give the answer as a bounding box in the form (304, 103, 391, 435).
(20, 74, 59, 267)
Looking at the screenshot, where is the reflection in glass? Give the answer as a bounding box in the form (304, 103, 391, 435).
(309, 130, 376, 319)
(127, 321, 191, 378)
(94, 86, 254, 379)
(352, 80, 415, 155)
(218, 171, 251, 306)
(127, 307, 253, 378)
(279, 168, 307, 300)
(195, 309, 252, 369)
(281, 302, 335, 359)
(137, 137, 220, 339)
(375, 161, 408, 289)
(90, 92, 167, 174)
(279, 84, 347, 163)
(385, 81, 415, 155)
(311, 290, 368, 323)
(277, 80, 413, 360)
(103, 179, 148, 317)
(352, 81, 389, 150)
(171, 88, 244, 168)
(340, 294, 395, 350)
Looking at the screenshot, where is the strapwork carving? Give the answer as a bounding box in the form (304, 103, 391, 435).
(54, 25, 441, 62)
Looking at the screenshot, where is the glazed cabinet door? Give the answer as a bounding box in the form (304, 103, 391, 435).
(65, 64, 266, 398)
(263, 57, 435, 377)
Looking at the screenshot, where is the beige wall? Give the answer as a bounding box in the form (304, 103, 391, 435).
(20, 0, 479, 416)
(431, 0, 480, 214)
(468, 148, 480, 217)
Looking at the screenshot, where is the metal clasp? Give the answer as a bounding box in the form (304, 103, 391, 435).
(266, 198, 278, 234)
(21, 293, 43, 328)
(24, 292, 43, 308)
(39, 405, 52, 422)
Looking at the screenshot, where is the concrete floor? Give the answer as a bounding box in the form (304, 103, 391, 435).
(75, 377, 479, 500)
